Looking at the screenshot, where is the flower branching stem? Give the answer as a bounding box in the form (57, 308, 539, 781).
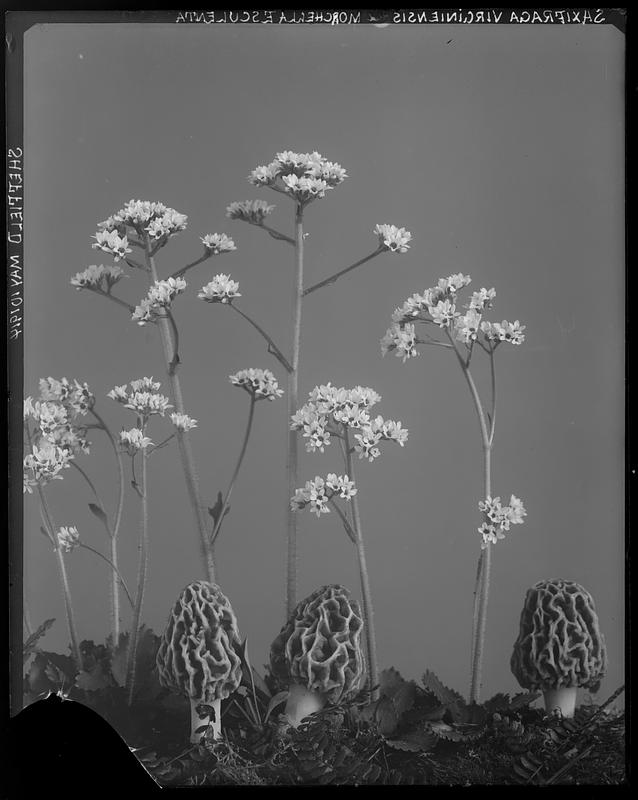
(24, 423, 83, 668)
(286, 204, 304, 617)
(229, 305, 292, 373)
(89, 407, 125, 640)
(260, 223, 295, 246)
(143, 236, 215, 583)
(344, 430, 379, 699)
(126, 434, 148, 705)
(303, 248, 383, 297)
(78, 543, 134, 608)
(444, 329, 493, 704)
(211, 396, 256, 546)
(169, 253, 211, 280)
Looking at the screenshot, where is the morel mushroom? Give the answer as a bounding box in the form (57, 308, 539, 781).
(156, 581, 243, 742)
(270, 584, 366, 727)
(511, 579, 607, 717)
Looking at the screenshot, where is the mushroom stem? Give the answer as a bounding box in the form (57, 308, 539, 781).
(544, 687, 578, 718)
(190, 697, 221, 742)
(285, 684, 326, 728)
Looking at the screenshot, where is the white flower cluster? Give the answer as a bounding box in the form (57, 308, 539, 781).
(200, 233, 237, 254)
(96, 199, 188, 239)
(132, 277, 187, 325)
(229, 368, 284, 401)
(119, 427, 153, 455)
(477, 494, 527, 548)
(23, 377, 94, 491)
(170, 413, 198, 432)
(290, 474, 357, 517)
(23, 440, 73, 493)
(248, 150, 347, 204)
(70, 264, 125, 292)
(226, 200, 275, 225)
(57, 526, 80, 553)
(382, 273, 526, 360)
(374, 224, 412, 254)
(291, 383, 408, 461)
(108, 377, 172, 419)
(91, 230, 132, 261)
(198, 273, 241, 304)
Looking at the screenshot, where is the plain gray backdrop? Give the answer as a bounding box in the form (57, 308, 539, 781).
(23, 22, 624, 705)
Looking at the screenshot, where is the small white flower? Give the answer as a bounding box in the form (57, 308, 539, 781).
(468, 287, 496, 311)
(198, 274, 241, 304)
(124, 391, 172, 417)
(226, 200, 275, 225)
(170, 413, 198, 432)
(119, 428, 153, 455)
(374, 224, 412, 254)
(429, 299, 458, 328)
(201, 233, 236, 254)
(91, 230, 132, 261)
(381, 323, 419, 362)
(57, 526, 80, 553)
(70, 264, 124, 291)
(454, 309, 483, 344)
(229, 368, 284, 401)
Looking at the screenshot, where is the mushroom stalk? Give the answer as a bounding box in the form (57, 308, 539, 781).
(285, 684, 327, 728)
(544, 687, 578, 718)
(285, 203, 304, 617)
(190, 697, 221, 742)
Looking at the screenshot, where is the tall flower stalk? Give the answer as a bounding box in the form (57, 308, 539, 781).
(290, 383, 409, 694)
(381, 274, 527, 703)
(23, 380, 97, 668)
(107, 377, 175, 702)
(74, 201, 238, 583)
(224, 153, 412, 617)
(210, 369, 284, 549)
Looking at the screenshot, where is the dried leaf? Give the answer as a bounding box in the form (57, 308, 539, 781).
(23, 618, 55, 662)
(88, 502, 108, 524)
(75, 662, 111, 691)
(375, 695, 399, 737)
(265, 690, 288, 722)
(422, 669, 466, 711)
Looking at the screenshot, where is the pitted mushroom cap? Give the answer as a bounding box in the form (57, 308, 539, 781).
(156, 581, 243, 703)
(511, 579, 607, 692)
(270, 584, 365, 703)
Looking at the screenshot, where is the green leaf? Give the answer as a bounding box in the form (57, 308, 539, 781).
(509, 691, 540, 711)
(109, 631, 130, 687)
(88, 502, 108, 524)
(392, 681, 416, 717)
(265, 690, 289, 723)
(386, 726, 438, 752)
(422, 669, 466, 718)
(379, 667, 406, 699)
(207, 491, 230, 527)
(23, 618, 55, 662)
(375, 695, 399, 737)
(75, 663, 111, 691)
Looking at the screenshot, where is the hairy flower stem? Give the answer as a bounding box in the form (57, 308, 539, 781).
(78, 543, 134, 608)
(38, 487, 83, 670)
(143, 239, 215, 583)
(126, 443, 148, 705)
(285, 204, 304, 618)
(344, 432, 379, 699)
(24, 422, 82, 668)
(90, 408, 125, 641)
(445, 330, 493, 704)
(211, 397, 256, 546)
